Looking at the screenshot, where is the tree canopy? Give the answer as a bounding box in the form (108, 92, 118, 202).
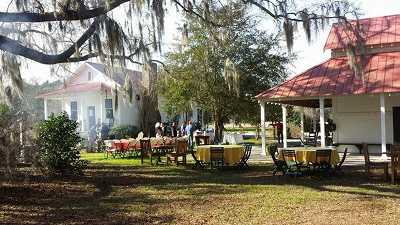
(158, 2, 290, 140)
(0, 0, 358, 102)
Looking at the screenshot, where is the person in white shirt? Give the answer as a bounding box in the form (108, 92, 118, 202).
(185, 120, 193, 147)
(180, 122, 186, 137)
(155, 126, 163, 138)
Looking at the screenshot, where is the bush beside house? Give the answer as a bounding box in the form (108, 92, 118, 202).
(36, 112, 87, 176)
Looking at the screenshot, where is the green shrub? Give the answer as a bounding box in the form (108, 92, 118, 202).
(36, 112, 87, 176)
(109, 125, 139, 139)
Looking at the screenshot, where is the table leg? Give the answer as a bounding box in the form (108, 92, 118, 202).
(392, 165, 395, 184)
(385, 164, 389, 181)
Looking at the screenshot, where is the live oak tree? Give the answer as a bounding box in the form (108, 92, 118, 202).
(0, 0, 168, 101)
(0, 0, 358, 97)
(0, 1, 360, 139)
(0, 0, 189, 134)
(226, 28, 290, 139)
(158, 2, 289, 141)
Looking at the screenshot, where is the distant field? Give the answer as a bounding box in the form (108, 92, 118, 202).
(224, 127, 257, 132)
(225, 127, 275, 142)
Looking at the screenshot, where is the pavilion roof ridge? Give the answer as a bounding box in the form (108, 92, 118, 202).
(324, 14, 400, 51)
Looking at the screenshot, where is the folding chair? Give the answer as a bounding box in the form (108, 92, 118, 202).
(210, 146, 224, 169)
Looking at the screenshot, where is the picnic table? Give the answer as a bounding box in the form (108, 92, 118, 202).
(278, 147, 340, 165)
(196, 145, 244, 165)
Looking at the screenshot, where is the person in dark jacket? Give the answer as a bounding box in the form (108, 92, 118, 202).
(276, 121, 283, 144)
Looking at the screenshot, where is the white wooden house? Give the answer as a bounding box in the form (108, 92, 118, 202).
(36, 62, 143, 141)
(36, 62, 202, 142)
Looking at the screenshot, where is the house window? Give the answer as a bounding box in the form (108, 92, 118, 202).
(105, 99, 113, 119)
(70, 101, 78, 121)
(88, 71, 93, 81)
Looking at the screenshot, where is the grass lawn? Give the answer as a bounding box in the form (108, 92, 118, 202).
(243, 138, 279, 146)
(1, 153, 400, 225)
(80, 152, 144, 166)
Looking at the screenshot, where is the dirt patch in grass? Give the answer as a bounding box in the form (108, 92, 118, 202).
(1, 157, 400, 225)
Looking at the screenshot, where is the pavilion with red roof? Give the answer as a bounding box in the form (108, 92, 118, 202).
(256, 14, 400, 157)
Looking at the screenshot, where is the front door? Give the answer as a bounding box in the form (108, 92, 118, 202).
(393, 107, 400, 143)
(88, 106, 96, 143)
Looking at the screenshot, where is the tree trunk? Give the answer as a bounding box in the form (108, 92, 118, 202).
(140, 62, 161, 137)
(140, 94, 161, 137)
(214, 113, 224, 144)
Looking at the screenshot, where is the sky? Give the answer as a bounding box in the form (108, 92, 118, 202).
(287, 0, 400, 77)
(2, 0, 400, 84)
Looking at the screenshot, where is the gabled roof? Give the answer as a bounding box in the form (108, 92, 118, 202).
(324, 14, 400, 50)
(36, 82, 111, 98)
(86, 62, 142, 86)
(256, 52, 400, 100)
(37, 62, 144, 98)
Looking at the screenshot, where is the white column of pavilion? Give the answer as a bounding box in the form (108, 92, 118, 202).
(380, 93, 387, 158)
(319, 97, 326, 147)
(282, 104, 288, 148)
(261, 102, 316, 149)
(260, 101, 267, 156)
(300, 107, 304, 141)
(312, 108, 317, 133)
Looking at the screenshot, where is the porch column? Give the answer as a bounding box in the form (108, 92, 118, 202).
(260, 101, 267, 156)
(44, 98, 48, 120)
(80, 101, 84, 132)
(319, 97, 326, 147)
(300, 107, 304, 141)
(99, 94, 103, 125)
(380, 93, 387, 158)
(282, 104, 288, 148)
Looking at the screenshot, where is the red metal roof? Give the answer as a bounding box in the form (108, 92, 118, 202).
(256, 52, 400, 100)
(324, 14, 400, 50)
(36, 82, 111, 98)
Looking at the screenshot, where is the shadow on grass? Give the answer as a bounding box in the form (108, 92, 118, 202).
(84, 163, 400, 200)
(0, 173, 176, 225)
(1, 161, 400, 224)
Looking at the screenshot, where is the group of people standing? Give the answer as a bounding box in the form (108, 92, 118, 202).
(154, 120, 195, 139)
(179, 120, 193, 137)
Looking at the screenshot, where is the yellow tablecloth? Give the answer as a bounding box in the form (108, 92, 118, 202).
(196, 145, 244, 165)
(278, 147, 340, 165)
